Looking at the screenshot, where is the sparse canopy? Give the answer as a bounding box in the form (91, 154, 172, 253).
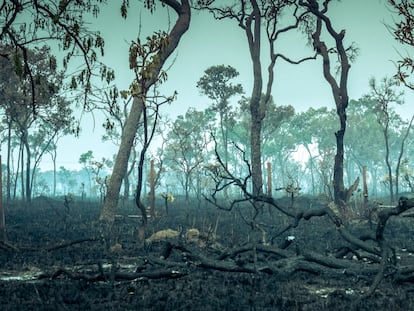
(0, 0, 108, 111)
(388, 0, 414, 90)
(197, 65, 243, 108)
(197, 65, 243, 168)
(196, 0, 316, 196)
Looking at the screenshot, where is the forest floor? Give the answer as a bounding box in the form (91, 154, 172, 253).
(0, 195, 414, 310)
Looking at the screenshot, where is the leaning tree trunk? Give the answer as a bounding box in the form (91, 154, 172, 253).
(100, 0, 191, 223)
(100, 96, 145, 222)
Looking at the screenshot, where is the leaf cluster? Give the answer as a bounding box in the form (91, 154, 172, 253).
(388, 0, 414, 90)
(128, 31, 170, 94)
(0, 0, 107, 111)
(197, 64, 244, 107)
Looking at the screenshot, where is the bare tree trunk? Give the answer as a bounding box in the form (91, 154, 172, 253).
(266, 161, 272, 197)
(363, 165, 368, 207)
(52, 149, 57, 197)
(23, 133, 31, 201)
(384, 125, 394, 203)
(6, 124, 11, 202)
(20, 143, 24, 200)
(123, 146, 137, 199)
(0, 156, 6, 241)
(123, 175, 130, 199)
(304, 145, 316, 195)
(250, 114, 264, 195)
(248, 0, 264, 196)
(333, 110, 346, 205)
(149, 159, 155, 218)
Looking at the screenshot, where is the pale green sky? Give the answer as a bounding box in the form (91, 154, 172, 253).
(13, 0, 414, 171)
(92, 0, 411, 114)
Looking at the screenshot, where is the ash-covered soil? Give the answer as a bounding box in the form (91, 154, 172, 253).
(1, 196, 413, 310)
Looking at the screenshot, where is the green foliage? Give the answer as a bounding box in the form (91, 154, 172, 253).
(197, 65, 244, 105)
(197, 65, 244, 167)
(0, 0, 108, 110)
(120, 0, 156, 17)
(0, 45, 73, 200)
(79, 150, 94, 166)
(164, 108, 214, 198)
(128, 31, 170, 93)
(388, 0, 414, 90)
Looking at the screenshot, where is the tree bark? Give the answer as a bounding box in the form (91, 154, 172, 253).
(305, 0, 356, 207)
(266, 161, 272, 196)
(363, 166, 368, 207)
(0, 156, 6, 241)
(6, 123, 11, 202)
(100, 96, 145, 222)
(247, 0, 264, 196)
(149, 159, 156, 218)
(23, 130, 32, 201)
(100, 0, 190, 223)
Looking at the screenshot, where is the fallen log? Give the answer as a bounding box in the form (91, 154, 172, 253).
(49, 267, 187, 281)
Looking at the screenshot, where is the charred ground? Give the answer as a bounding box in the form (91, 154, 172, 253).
(1, 195, 414, 310)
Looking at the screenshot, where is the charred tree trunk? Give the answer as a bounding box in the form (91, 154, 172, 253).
(149, 159, 155, 218)
(247, 0, 264, 196)
(304, 0, 358, 208)
(6, 123, 11, 202)
(0, 156, 6, 241)
(333, 110, 346, 205)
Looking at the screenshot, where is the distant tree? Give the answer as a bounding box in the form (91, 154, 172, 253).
(91, 157, 112, 202)
(58, 166, 76, 194)
(197, 0, 315, 196)
(78, 151, 112, 199)
(290, 107, 337, 196)
(0, 93, 19, 201)
(290, 107, 330, 194)
(0, 46, 73, 201)
(345, 99, 384, 197)
(79, 150, 94, 196)
(197, 65, 243, 168)
(47, 127, 72, 197)
(164, 108, 213, 200)
(366, 77, 413, 202)
(301, 0, 359, 208)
